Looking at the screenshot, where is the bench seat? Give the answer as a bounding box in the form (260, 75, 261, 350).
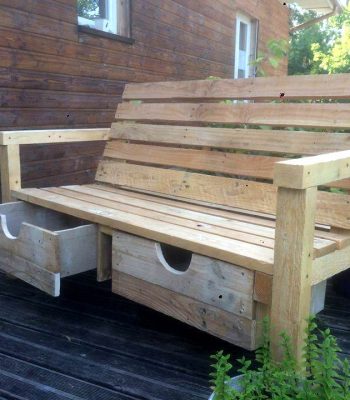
(13, 184, 349, 275)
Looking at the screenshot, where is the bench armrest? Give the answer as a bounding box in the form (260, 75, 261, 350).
(274, 150, 350, 189)
(0, 128, 110, 203)
(0, 128, 110, 145)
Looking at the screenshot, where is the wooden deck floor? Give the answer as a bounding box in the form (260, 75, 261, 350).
(0, 271, 349, 399)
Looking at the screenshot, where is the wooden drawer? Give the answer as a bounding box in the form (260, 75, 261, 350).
(112, 231, 263, 350)
(0, 201, 97, 297)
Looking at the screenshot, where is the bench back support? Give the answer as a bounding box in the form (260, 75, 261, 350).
(95, 74, 350, 229)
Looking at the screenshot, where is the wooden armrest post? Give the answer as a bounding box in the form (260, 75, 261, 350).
(271, 166, 318, 364)
(0, 144, 21, 203)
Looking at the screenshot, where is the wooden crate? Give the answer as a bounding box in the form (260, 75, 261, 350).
(0, 201, 97, 296)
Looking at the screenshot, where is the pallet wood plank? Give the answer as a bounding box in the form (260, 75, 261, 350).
(113, 231, 255, 318)
(95, 161, 350, 229)
(122, 74, 350, 101)
(112, 271, 258, 350)
(13, 188, 274, 273)
(62, 184, 336, 258)
(116, 103, 350, 129)
(0, 129, 110, 145)
(90, 183, 350, 249)
(104, 141, 282, 179)
(112, 123, 350, 156)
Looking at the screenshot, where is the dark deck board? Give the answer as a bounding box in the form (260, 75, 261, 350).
(0, 271, 348, 399)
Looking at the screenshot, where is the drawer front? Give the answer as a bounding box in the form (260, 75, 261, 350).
(0, 201, 97, 297)
(112, 231, 255, 319)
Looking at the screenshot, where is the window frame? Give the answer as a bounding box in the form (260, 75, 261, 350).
(234, 13, 257, 79)
(77, 0, 134, 44)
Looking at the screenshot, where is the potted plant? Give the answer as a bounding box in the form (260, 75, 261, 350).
(209, 317, 350, 399)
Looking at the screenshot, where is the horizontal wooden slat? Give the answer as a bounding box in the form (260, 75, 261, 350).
(0, 129, 110, 145)
(104, 141, 281, 179)
(14, 187, 274, 273)
(113, 272, 257, 350)
(103, 141, 350, 189)
(95, 161, 350, 229)
(90, 183, 350, 251)
(112, 123, 350, 155)
(123, 74, 350, 101)
(116, 103, 350, 129)
(56, 185, 336, 258)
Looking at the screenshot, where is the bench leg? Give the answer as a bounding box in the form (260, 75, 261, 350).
(271, 186, 317, 364)
(97, 229, 112, 282)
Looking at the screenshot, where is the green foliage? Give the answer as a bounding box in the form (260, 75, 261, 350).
(251, 39, 289, 77)
(289, 4, 350, 75)
(210, 317, 350, 400)
(77, 0, 99, 19)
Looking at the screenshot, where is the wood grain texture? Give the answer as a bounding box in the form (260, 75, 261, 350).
(271, 187, 317, 363)
(112, 231, 255, 318)
(13, 187, 274, 273)
(95, 160, 350, 229)
(112, 271, 259, 350)
(123, 74, 350, 101)
(116, 102, 350, 129)
(111, 123, 350, 156)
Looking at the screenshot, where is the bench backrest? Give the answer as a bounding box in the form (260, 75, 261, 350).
(95, 74, 350, 229)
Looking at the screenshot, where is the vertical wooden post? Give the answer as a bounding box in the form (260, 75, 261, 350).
(0, 145, 21, 203)
(271, 186, 317, 363)
(97, 228, 112, 282)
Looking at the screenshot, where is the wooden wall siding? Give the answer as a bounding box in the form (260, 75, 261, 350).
(0, 0, 289, 188)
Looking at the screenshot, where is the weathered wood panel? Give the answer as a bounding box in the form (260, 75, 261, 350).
(0, 0, 288, 187)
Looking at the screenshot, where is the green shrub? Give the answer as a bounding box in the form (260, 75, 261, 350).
(210, 317, 350, 400)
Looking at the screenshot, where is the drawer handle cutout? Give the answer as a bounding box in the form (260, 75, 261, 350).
(155, 243, 192, 275)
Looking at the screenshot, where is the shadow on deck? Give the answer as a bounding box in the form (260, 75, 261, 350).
(0, 271, 349, 400)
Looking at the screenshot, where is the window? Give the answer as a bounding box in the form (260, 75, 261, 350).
(234, 13, 258, 79)
(77, 0, 132, 40)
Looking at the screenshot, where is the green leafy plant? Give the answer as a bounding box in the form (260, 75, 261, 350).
(210, 317, 350, 399)
(250, 39, 289, 77)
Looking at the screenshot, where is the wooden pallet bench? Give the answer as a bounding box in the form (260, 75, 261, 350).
(1, 74, 350, 361)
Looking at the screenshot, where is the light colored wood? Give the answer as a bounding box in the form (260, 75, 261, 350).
(13, 187, 275, 273)
(274, 150, 350, 189)
(97, 229, 112, 282)
(112, 271, 258, 350)
(112, 231, 255, 318)
(254, 272, 272, 305)
(90, 184, 350, 250)
(116, 102, 350, 129)
(271, 187, 317, 363)
(0, 247, 60, 297)
(312, 245, 350, 285)
(112, 123, 350, 156)
(96, 160, 350, 229)
(0, 201, 97, 295)
(122, 74, 350, 101)
(0, 128, 110, 145)
(60, 185, 336, 258)
(104, 141, 282, 179)
(52, 185, 278, 251)
(0, 144, 21, 203)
